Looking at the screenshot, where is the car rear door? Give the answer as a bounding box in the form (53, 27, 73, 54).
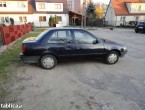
(72, 29, 105, 59)
(46, 29, 75, 60)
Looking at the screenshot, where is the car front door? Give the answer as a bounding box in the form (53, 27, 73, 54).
(73, 29, 105, 59)
(46, 29, 75, 60)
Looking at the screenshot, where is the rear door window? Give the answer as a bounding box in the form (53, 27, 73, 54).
(47, 30, 73, 43)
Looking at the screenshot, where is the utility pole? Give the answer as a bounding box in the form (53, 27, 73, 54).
(81, 0, 86, 28)
(84, 0, 86, 28)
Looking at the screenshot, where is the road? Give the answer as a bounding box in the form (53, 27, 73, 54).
(11, 28, 145, 110)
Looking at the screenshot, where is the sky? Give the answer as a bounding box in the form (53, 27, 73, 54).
(92, 0, 110, 4)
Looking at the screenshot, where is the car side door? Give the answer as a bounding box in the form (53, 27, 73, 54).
(45, 29, 75, 60)
(73, 29, 105, 59)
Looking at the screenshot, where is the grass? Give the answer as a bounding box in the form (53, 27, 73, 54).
(0, 30, 43, 103)
(0, 32, 40, 81)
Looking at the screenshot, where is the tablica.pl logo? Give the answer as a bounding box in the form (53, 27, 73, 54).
(1, 103, 22, 109)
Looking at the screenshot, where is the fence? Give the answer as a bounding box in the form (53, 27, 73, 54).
(104, 21, 137, 28)
(0, 29, 3, 46)
(81, 19, 137, 28)
(0, 24, 32, 45)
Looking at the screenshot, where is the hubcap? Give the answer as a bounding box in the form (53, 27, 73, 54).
(43, 57, 54, 68)
(108, 53, 118, 63)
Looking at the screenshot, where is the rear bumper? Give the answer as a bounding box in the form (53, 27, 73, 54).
(20, 53, 39, 64)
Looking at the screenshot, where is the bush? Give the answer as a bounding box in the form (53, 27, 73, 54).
(48, 15, 58, 27)
(0, 23, 6, 27)
(129, 21, 136, 26)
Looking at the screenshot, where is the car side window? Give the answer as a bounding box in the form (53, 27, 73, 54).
(47, 31, 58, 43)
(74, 30, 96, 43)
(47, 30, 73, 43)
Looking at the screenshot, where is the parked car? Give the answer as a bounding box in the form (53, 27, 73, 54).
(135, 22, 145, 33)
(20, 28, 127, 69)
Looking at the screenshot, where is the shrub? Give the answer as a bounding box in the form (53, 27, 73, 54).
(129, 21, 136, 26)
(48, 15, 58, 27)
(0, 23, 6, 27)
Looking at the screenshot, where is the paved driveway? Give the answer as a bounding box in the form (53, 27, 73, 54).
(11, 28, 145, 110)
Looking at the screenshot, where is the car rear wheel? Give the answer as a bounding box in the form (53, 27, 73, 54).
(40, 54, 57, 69)
(106, 51, 119, 64)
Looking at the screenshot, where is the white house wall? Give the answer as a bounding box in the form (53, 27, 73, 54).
(33, 14, 69, 27)
(105, 1, 116, 26)
(0, 14, 69, 27)
(116, 16, 145, 26)
(0, 1, 28, 12)
(36, 2, 63, 12)
(0, 14, 33, 25)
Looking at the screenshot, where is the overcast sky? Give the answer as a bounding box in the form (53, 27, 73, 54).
(92, 0, 110, 4)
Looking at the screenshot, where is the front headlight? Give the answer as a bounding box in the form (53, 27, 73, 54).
(124, 46, 127, 50)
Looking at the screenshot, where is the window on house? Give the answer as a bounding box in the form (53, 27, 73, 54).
(39, 16, 46, 22)
(0, 17, 5, 22)
(5, 17, 9, 23)
(57, 16, 62, 21)
(0, 2, 2, 7)
(68, 1, 72, 10)
(38, 3, 45, 9)
(19, 17, 23, 22)
(3, 2, 6, 7)
(138, 5, 141, 11)
(0, 2, 7, 7)
(18, 2, 26, 8)
(19, 16, 27, 22)
(54, 4, 61, 9)
(0, 17, 9, 23)
(23, 17, 27, 22)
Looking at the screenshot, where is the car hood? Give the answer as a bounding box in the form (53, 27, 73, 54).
(102, 38, 123, 46)
(23, 37, 36, 43)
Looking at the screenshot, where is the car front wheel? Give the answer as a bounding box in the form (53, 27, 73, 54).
(135, 30, 139, 33)
(106, 51, 119, 64)
(40, 54, 57, 69)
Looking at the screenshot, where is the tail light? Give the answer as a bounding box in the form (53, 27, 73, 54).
(21, 45, 25, 53)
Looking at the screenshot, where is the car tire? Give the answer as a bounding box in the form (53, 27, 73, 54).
(135, 30, 139, 33)
(40, 54, 57, 69)
(106, 51, 119, 64)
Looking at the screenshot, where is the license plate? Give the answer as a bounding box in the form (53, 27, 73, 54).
(139, 27, 143, 29)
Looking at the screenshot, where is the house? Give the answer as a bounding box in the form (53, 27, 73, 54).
(67, 0, 91, 26)
(0, 0, 69, 27)
(67, 0, 91, 14)
(105, 0, 145, 26)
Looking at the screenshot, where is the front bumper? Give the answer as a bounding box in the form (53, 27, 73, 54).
(20, 53, 39, 64)
(120, 49, 128, 57)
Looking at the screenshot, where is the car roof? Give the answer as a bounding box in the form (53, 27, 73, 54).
(48, 27, 85, 31)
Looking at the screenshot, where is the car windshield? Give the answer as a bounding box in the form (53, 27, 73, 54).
(138, 22, 145, 26)
(35, 30, 49, 41)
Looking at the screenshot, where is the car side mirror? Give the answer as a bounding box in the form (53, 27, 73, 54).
(92, 39, 99, 44)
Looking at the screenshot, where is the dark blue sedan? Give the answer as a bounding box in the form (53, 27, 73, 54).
(20, 28, 127, 69)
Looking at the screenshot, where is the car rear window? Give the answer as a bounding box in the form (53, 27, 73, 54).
(35, 30, 49, 41)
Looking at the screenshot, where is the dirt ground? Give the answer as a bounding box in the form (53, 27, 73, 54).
(5, 28, 145, 110)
